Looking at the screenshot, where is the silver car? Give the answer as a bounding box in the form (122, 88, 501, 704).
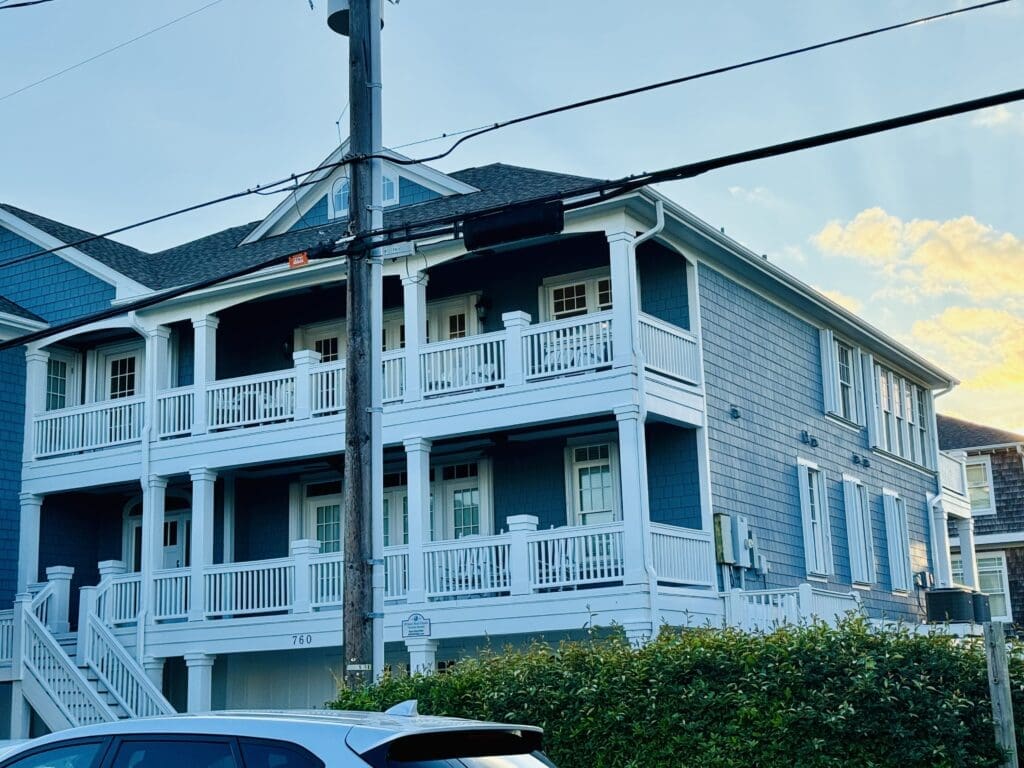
(0, 703, 555, 768)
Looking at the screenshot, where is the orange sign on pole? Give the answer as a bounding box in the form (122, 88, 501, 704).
(289, 251, 310, 269)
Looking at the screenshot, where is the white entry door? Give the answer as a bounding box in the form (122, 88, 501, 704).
(306, 496, 343, 554)
(162, 513, 191, 570)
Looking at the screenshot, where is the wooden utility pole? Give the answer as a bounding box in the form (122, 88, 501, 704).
(338, 0, 385, 688)
(983, 621, 1018, 768)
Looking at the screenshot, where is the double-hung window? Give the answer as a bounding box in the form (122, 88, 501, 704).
(952, 552, 1012, 621)
(882, 489, 913, 592)
(821, 330, 861, 424)
(567, 443, 619, 526)
(544, 270, 613, 321)
(869, 361, 934, 468)
(797, 459, 833, 577)
(843, 476, 875, 585)
(966, 456, 996, 516)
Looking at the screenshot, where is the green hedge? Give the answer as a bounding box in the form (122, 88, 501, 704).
(331, 620, 1024, 768)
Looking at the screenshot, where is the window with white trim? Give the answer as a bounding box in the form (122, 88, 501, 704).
(798, 459, 833, 577)
(331, 177, 350, 218)
(952, 552, 1012, 621)
(46, 358, 69, 411)
(566, 443, 620, 526)
(843, 476, 875, 585)
(382, 171, 399, 205)
(822, 330, 862, 424)
(882, 490, 912, 592)
(871, 363, 933, 468)
(543, 270, 613, 321)
(966, 456, 996, 516)
(304, 481, 342, 554)
(382, 471, 409, 547)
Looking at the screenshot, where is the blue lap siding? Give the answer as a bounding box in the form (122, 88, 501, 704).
(698, 262, 938, 621)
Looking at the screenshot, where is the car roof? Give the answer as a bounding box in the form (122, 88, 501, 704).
(13, 710, 541, 760)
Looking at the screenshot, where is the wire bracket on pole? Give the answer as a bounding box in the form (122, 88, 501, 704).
(364, 612, 384, 620)
(366, 406, 383, 414)
(366, 558, 384, 566)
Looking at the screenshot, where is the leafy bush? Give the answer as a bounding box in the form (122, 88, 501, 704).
(331, 620, 1024, 768)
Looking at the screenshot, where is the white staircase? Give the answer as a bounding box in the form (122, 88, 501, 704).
(10, 568, 175, 733)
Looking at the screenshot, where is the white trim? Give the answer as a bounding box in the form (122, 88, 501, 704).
(0, 310, 47, 342)
(951, 532, 1024, 548)
(564, 441, 622, 527)
(842, 475, 875, 586)
(882, 488, 913, 593)
(541, 267, 613, 322)
(0, 207, 150, 300)
(965, 455, 997, 517)
(797, 457, 833, 577)
(951, 550, 1012, 622)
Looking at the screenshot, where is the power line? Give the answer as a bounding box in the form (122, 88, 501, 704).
(0, 0, 1009, 271)
(0, 0, 56, 9)
(0, 0, 226, 103)
(2, 83, 1023, 352)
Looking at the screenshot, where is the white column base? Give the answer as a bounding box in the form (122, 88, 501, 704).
(405, 638, 438, 675)
(185, 652, 216, 713)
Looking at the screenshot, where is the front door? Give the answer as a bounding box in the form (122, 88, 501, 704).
(306, 496, 342, 554)
(162, 513, 191, 569)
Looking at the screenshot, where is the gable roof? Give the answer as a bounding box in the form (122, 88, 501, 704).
(0, 294, 43, 323)
(937, 414, 1024, 450)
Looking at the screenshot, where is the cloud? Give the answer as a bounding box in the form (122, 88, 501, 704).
(728, 185, 785, 209)
(972, 106, 1024, 134)
(814, 287, 863, 314)
(910, 307, 1024, 434)
(812, 209, 1024, 300)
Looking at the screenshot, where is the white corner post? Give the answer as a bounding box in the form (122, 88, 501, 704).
(956, 517, 980, 590)
(184, 652, 216, 712)
(404, 438, 431, 603)
(143, 656, 165, 690)
(191, 316, 219, 435)
(502, 311, 531, 387)
(146, 325, 171, 392)
(141, 475, 168, 620)
(290, 539, 320, 613)
(9, 593, 32, 739)
(507, 514, 538, 596)
(17, 492, 42, 593)
(44, 565, 74, 634)
(22, 348, 49, 462)
(292, 349, 321, 420)
(607, 230, 639, 368)
(189, 468, 217, 621)
(928, 495, 953, 589)
(615, 405, 654, 594)
(402, 272, 428, 403)
(406, 637, 438, 674)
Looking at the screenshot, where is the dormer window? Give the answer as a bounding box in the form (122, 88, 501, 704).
(382, 172, 398, 205)
(331, 177, 350, 219)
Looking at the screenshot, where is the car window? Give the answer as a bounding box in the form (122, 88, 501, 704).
(2, 742, 104, 768)
(110, 740, 236, 768)
(239, 741, 323, 768)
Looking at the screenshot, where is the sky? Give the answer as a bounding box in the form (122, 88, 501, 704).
(1, 0, 1022, 433)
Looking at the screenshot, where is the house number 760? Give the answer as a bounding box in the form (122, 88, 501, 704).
(292, 634, 313, 646)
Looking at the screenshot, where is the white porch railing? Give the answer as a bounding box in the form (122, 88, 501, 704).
(309, 553, 343, 608)
(156, 387, 194, 438)
(939, 452, 967, 496)
(311, 361, 346, 416)
(421, 332, 506, 396)
(649, 523, 715, 587)
(33, 396, 145, 458)
(424, 537, 511, 599)
(204, 559, 294, 617)
(726, 584, 861, 632)
(528, 522, 625, 590)
(637, 313, 700, 384)
(153, 569, 190, 620)
(207, 371, 296, 431)
(523, 311, 613, 380)
(97, 573, 142, 626)
(0, 609, 13, 662)
(383, 351, 405, 402)
(384, 547, 409, 600)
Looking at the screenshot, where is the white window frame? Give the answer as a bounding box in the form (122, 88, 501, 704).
(429, 459, 493, 541)
(382, 487, 409, 548)
(952, 551, 1012, 622)
(382, 169, 399, 206)
(842, 475, 875, 585)
(45, 348, 81, 411)
(882, 489, 913, 593)
(541, 268, 613, 322)
(300, 479, 343, 554)
(820, 330, 863, 426)
(966, 455, 997, 516)
(329, 175, 350, 220)
(797, 458, 834, 578)
(93, 340, 145, 402)
(868, 361, 935, 469)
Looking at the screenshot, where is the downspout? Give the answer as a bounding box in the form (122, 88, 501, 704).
(629, 201, 664, 636)
(929, 382, 956, 589)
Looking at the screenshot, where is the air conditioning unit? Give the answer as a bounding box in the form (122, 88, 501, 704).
(925, 587, 975, 623)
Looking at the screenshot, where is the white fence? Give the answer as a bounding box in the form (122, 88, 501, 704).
(424, 538, 511, 599)
(383, 352, 405, 402)
(726, 585, 861, 632)
(638, 313, 700, 384)
(528, 523, 625, 590)
(421, 332, 506, 396)
(309, 553, 343, 608)
(33, 397, 145, 458)
(523, 312, 613, 380)
(384, 548, 409, 600)
(204, 559, 294, 617)
(649, 523, 715, 587)
(207, 371, 296, 430)
(311, 361, 346, 416)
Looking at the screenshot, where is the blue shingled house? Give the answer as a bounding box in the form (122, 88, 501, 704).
(0, 145, 964, 734)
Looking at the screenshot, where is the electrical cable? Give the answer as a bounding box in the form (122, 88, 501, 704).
(0, 0, 226, 103)
(0, 0, 1005, 270)
(0, 0, 56, 9)
(2, 83, 1023, 352)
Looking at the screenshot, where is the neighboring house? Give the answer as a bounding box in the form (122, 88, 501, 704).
(938, 414, 1024, 626)
(0, 145, 958, 735)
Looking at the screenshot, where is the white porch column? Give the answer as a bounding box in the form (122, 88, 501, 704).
(191, 316, 219, 435)
(405, 637, 437, 674)
(17, 493, 42, 592)
(145, 326, 171, 391)
(292, 349, 320, 420)
(143, 656, 165, 690)
(184, 652, 216, 712)
(222, 475, 236, 564)
(929, 497, 953, 588)
(402, 272, 428, 403)
(502, 311, 531, 387)
(507, 514, 538, 596)
(189, 469, 217, 621)
(44, 565, 74, 634)
(141, 475, 168, 619)
(607, 230, 639, 368)
(956, 517, 980, 590)
(615, 405, 653, 588)
(23, 348, 48, 461)
(290, 539, 319, 614)
(404, 438, 431, 603)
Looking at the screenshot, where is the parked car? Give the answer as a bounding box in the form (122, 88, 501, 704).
(0, 704, 554, 768)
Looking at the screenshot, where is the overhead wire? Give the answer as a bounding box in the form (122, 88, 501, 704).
(0, 0, 57, 9)
(0, 0, 1009, 271)
(2, 83, 1024, 352)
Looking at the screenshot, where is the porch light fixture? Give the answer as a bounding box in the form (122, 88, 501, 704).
(474, 297, 492, 323)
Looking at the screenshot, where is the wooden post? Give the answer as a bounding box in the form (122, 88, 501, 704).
(984, 621, 1018, 768)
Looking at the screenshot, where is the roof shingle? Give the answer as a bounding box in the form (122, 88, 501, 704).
(937, 414, 1024, 450)
(0, 294, 43, 323)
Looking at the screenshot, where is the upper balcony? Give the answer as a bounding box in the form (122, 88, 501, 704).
(23, 231, 705, 486)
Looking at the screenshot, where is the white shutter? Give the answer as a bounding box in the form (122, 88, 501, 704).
(844, 478, 874, 584)
(797, 462, 816, 575)
(852, 348, 866, 426)
(883, 491, 911, 591)
(820, 471, 835, 575)
(819, 329, 838, 414)
(862, 353, 880, 448)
